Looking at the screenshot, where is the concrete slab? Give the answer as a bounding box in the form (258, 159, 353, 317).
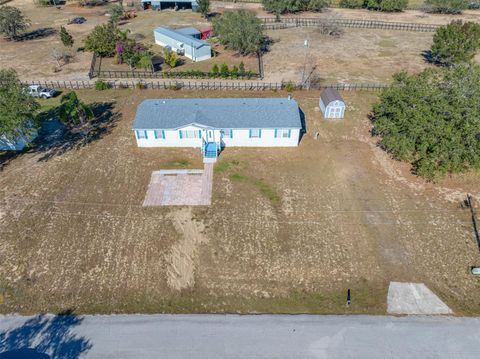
(387, 282, 453, 315)
(143, 164, 213, 206)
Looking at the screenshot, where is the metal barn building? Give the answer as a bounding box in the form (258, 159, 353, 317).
(154, 27, 212, 62)
(320, 88, 346, 119)
(142, 0, 198, 11)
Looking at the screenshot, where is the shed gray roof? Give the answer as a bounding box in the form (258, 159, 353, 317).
(320, 88, 344, 105)
(133, 98, 302, 130)
(176, 27, 201, 37)
(154, 27, 207, 49)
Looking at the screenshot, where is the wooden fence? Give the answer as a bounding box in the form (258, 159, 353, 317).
(21, 79, 390, 92)
(261, 17, 441, 32)
(89, 52, 263, 80)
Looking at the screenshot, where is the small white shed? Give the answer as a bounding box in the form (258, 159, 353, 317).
(320, 88, 346, 119)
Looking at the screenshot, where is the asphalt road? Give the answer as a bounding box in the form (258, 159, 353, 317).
(0, 314, 479, 359)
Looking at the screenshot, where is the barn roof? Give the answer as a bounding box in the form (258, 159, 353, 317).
(320, 88, 344, 105)
(154, 27, 207, 49)
(133, 98, 303, 130)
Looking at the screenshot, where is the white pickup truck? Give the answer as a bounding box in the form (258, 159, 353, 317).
(27, 85, 57, 99)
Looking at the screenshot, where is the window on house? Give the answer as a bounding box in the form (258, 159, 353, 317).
(221, 129, 232, 138)
(137, 130, 147, 139)
(250, 129, 261, 138)
(154, 130, 165, 139)
(276, 129, 290, 138)
(180, 130, 200, 139)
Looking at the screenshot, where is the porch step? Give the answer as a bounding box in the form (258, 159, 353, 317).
(203, 157, 217, 163)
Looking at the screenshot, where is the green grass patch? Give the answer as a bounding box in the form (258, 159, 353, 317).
(167, 159, 191, 168)
(214, 159, 240, 173)
(254, 179, 280, 205)
(229, 172, 246, 181)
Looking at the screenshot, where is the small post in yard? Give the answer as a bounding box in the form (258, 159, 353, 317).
(467, 194, 480, 252)
(346, 289, 351, 307)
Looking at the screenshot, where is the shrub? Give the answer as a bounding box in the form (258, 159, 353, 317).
(364, 0, 408, 11)
(137, 54, 153, 71)
(164, 48, 177, 68)
(239, 61, 246, 75)
(212, 64, 219, 74)
(95, 80, 111, 90)
(231, 65, 239, 78)
(284, 81, 296, 92)
(220, 63, 229, 77)
(262, 0, 329, 14)
(212, 10, 263, 55)
(431, 21, 480, 66)
(423, 0, 469, 13)
(339, 0, 363, 8)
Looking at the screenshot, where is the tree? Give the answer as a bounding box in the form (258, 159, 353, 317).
(59, 26, 74, 47)
(197, 0, 210, 17)
(110, 3, 124, 26)
(84, 23, 117, 56)
(58, 91, 93, 127)
(0, 69, 39, 142)
(424, 0, 469, 14)
(212, 10, 263, 55)
(0, 6, 30, 39)
(364, 0, 408, 11)
(220, 63, 229, 77)
(372, 65, 480, 180)
(431, 21, 480, 66)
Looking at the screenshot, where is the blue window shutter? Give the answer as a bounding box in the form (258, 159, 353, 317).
(288, 129, 291, 138)
(179, 130, 183, 139)
(274, 129, 278, 138)
(162, 130, 165, 139)
(154, 130, 158, 139)
(135, 130, 139, 139)
(249, 129, 252, 138)
(144, 130, 148, 140)
(259, 129, 262, 138)
(198, 130, 201, 138)
(230, 129, 233, 138)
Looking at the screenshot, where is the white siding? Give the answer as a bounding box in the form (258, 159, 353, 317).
(134, 126, 300, 148)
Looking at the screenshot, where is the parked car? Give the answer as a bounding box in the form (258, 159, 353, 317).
(27, 85, 57, 99)
(472, 267, 480, 276)
(68, 16, 87, 25)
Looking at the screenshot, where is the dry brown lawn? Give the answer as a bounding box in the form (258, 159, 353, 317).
(263, 27, 435, 83)
(0, 88, 479, 315)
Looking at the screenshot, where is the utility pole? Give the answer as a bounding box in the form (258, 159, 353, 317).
(300, 36, 309, 89)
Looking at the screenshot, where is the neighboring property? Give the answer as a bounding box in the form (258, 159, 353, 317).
(132, 98, 303, 162)
(320, 88, 346, 119)
(154, 27, 212, 62)
(141, 0, 198, 11)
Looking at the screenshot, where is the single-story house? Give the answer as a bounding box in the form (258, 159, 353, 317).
(133, 98, 303, 162)
(320, 88, 346, 119)
(142, 0, 198, 11)
(154, 27, 211, 62)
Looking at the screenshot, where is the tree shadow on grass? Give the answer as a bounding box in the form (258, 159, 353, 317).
(34, 102, 121, 162)
(14, 28, 57, 42)
(0, 309, 92, 359)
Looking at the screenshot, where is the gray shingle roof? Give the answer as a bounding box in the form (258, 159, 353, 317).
(320, 88, 344, 105)
(133, 98, 303, 130)
(154, 27, 207, 49)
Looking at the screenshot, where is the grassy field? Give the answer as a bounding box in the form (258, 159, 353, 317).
(1, 88, 479, 315)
